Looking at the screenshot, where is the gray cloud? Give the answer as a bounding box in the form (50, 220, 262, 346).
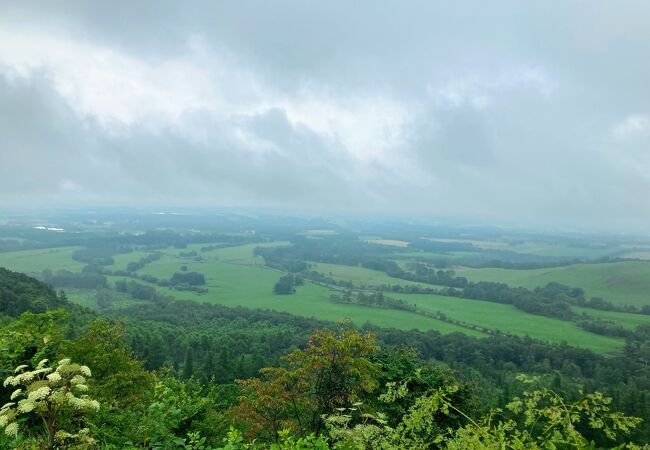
(0, 1, 649, 231)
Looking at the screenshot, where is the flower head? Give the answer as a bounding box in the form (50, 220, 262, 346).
(4, 422, 18, 436)
(10, 389, 22, 401)
(79, 366, 92, 377)
(47, 372, 62, 383)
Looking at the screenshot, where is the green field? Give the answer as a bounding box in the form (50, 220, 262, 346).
(309, 262, 441, 289)
(0, 247, 84, 274)
(390, 293, 623, 353)
(0, 242, 639, 352)
(423, 238, 624, 259)
(573, 307, 650, 330)
(121, 243, 637, 345)
(458, 261, 650, 307)
(106, 244, 481, 336)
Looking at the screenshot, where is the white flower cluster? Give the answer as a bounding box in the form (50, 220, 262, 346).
(4, 367, 53, 387)
(0, 358, 100, 439)
(65, 392, 100, 412)
(58, 358, 71, 367)
(27, 386, 51, 402)
(17, 399, 35, 413)
(71, 375, 86, 385)
(47, 372, 62, 383)
(0, 412, 12, 426)
(3, 422, 17, 436)
(10, 389, 22, 400)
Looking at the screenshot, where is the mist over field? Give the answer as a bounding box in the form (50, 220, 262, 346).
(1, 1, 649, 231)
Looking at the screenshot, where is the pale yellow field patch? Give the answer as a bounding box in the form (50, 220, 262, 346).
(366, 239, 409, 248)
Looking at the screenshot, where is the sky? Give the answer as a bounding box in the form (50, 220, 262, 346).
(0, 1, 649, 231)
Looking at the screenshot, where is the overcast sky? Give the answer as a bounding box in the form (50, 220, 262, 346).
(1, 1, 649, 230)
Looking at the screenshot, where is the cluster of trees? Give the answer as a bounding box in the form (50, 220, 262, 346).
(115, 279, 157, 301)
(398, 263, 469, 287)
(273, 274, 304, 295)
(330, 291, 417, 313)
(577, 317, 632, 338)
(0, 238, 42, 253)
(40, 268, 108, 290)
(126, 251, 162, 272)
(170, 271, 206, 286)
(111, 269, 208, 295)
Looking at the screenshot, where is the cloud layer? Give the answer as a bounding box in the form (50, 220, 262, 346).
(1, 1, 649, 230)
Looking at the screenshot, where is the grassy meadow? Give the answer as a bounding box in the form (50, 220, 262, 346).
(1, 239, 647, 353)
(457, 261, 650, 307)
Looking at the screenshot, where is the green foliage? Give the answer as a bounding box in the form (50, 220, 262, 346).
(324, 374, 645, 450)
(233, 327, 380, 439)
(0, 268, 65, 316)
(0, 310, 70, 378)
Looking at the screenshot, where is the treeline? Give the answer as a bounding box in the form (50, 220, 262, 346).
(40, 267, 108, 290)
(126, 251, 162, 272)
(256, 234, 603, 274)
(330, 291, 417, 312)
(67, 230, 263, 267)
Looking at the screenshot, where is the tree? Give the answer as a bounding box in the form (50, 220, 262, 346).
(233, 327, 379, 439)
(273, 275, 296, 295)
(184, 348, 195, 379)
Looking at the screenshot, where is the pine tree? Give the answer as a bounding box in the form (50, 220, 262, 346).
(183, 348, 194, 379)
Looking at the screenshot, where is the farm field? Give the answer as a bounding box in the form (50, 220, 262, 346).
(126, 246, 628, 351)
(0, 246, 84, 274)
(0, 240, 640, 352)
(421, 238, 623, 259)
(458, 261, 650, 307)
(134, 244, 480, 334)
(572, 306, 650, 330)
(391, 292, 623, 353)
(309, 261, 442, 289)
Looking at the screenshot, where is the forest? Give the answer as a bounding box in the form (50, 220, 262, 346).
(0, 212, 650, 448)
